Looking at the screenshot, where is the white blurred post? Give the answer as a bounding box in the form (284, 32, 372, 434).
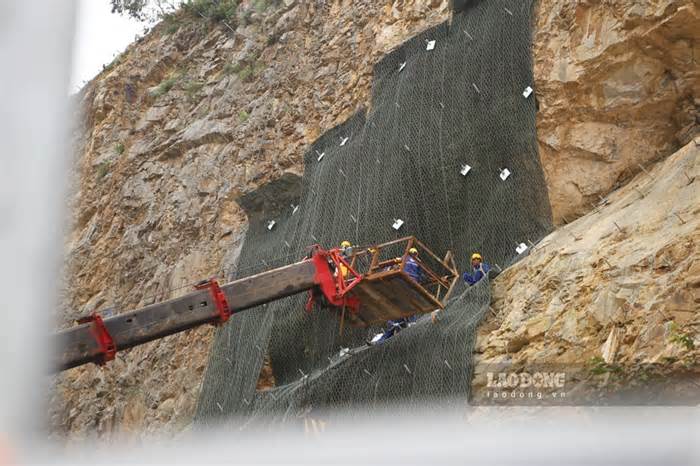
(0, 0, 77, 449)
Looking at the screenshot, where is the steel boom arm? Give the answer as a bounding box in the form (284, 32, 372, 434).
(52, 260, 318, 373)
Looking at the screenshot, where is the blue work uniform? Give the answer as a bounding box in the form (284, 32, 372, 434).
(403, 256, 423, 282)
(463, 262, 490, 286)
(375, 315, 417, 343)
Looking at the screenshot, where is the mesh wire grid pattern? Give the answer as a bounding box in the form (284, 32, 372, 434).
(196, 0, 552, 425)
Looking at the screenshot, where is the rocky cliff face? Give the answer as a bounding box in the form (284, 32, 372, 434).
(51, 0, 698, 439)
(473, 139, 699, 404)
(534, 0, 698, 223)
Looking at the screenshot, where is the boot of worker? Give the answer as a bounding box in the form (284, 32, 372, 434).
(373, 320, 402, 344)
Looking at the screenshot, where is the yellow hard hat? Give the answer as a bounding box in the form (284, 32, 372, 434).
(340, 240, 351, 248)
(471, 252, 482, 261)
(408, 247, 418, 255)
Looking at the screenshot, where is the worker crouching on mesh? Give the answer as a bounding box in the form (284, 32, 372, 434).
(372, 247, 424, 344)
(463, 252, 490, 285)
(432, 252, 490, 323)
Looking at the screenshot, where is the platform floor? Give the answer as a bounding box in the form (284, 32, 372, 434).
(348, 270, 443, 326)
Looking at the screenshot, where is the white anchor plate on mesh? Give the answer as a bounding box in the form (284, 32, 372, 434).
(460, 164, 472, 176)
(523, 86, 533, 98)
(516, 243, 528, 254)
(500, 168, 511, 181)
(267, 220, 276, 231)
(426, 40, 436, 51)
(392, 219, 404, 230)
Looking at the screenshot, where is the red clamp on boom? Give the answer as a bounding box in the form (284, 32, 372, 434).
(195, 279, 231, 325)
(77, 313, 116, 365)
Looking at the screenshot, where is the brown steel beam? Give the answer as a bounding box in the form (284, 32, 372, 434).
(52, 260, 318, 373)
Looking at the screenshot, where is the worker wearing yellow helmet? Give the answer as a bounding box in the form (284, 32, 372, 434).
(339, 240, 353, 278)
(464, 252, 490, 286)
(340, 240, 353, 258)
(403, 247, 423, 282)
(434, 251, 490, 324)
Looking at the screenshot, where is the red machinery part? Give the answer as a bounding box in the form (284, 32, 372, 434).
(195, 278, 232, 325)
(309, 248, 362, 314)
(77, 313, 117, 365)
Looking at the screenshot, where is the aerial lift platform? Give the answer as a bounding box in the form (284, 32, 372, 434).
(328, 237, 459, 326)
(52, 237, 459, 373)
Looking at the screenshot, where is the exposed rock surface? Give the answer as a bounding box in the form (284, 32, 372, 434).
(534, 0, 699, 223)
(52, 0, 698, 440)
(474, 140, 699, 403)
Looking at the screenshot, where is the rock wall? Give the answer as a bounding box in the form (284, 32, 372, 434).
(534, 0, 698, 223)
(51, 0, 698, 439)
(474, 139, 699, 403)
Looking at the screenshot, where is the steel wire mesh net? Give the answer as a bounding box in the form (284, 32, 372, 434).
(196, 0, 551, 426)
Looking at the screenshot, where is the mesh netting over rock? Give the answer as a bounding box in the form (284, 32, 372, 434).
(196, 0, 551, 426)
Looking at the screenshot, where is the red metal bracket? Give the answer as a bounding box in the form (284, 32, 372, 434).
(307, 247, 362, 314)
(77, 313, 116, 365)
(195, 279, 232, 325)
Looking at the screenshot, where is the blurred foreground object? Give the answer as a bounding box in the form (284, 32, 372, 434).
(0, 0, 76, 452)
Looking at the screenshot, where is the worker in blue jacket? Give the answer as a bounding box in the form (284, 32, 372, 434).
(432, 252, 490, 324)
(403, 247, 424, 283)
(464, 252, 490, 285)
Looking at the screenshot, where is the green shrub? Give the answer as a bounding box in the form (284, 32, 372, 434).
(238, 64, 254, 81)
(164, 19, 181, 34)
(266, 31, 280, 46)
(210, 0, 238, 21)
(238, 110, 249, 123)
(253, 0, 282, 14)
(158, 10, 183, 34)
(669, 322, 695, 350)
(114, 142, 125, 155)
(588, 356, 622, 376)
(150, 74, 180, 97)
(183, 79, 205, 100)
(103, 53, 124, 73)
(671, 333, 695, 350)
(240, 8, 253, 25)
(183, 0, 239, 23)
(237, 61, 265, 82)
(97, 161, 111, 180)
(253, 0, 268, 13)
(222, 62, 241, 75)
